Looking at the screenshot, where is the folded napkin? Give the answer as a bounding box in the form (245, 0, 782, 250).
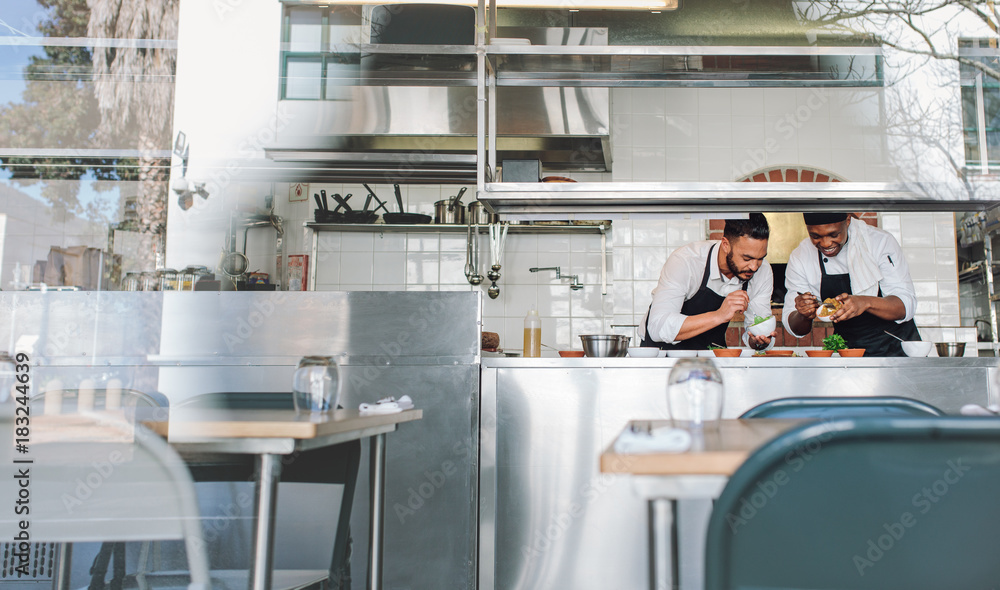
(360, 395, 414, 415)
(960, 404, 1000, 416)
(846, 220, 883, 297)
(614, 426, 692, 454)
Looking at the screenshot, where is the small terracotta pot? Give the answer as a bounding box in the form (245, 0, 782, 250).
(713, 348, 742, 357)
(558, 350, 585, 357)
(838, 348, 866, 357)
(765, 350, 795, 357)
(805, 350, 835, 357)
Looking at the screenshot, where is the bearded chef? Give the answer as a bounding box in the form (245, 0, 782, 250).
(783, 212, 920, 357)
(639, 214, 776, 351)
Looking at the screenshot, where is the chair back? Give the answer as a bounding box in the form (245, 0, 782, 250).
(0, 413, 209, 590)
(740, 395, 944, 418)
(706, 417, 1000, 590)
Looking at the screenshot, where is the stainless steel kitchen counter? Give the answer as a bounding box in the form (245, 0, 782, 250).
(479, 356, 997, 590)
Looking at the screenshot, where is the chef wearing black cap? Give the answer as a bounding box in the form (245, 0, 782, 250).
(783, 213, 920, 356)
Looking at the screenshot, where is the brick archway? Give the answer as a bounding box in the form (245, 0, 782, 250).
(736, 165, 847, 184)
(710, 166, 877, 240)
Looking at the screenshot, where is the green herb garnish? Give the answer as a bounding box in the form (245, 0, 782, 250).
(708, 345, 725, 350)
(751, 314, 773, 327)
(822, 334, 847, 351)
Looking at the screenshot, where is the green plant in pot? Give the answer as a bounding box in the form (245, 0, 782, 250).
(804, 334, 846, 357)
(822, 334, 864, 357)
(822, 334, 847, 352)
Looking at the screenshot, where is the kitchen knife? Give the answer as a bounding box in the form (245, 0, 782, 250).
(320, 190, 329, 211)
(313, 193, 323, 210)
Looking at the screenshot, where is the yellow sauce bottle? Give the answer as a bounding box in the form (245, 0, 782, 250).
(523, 305, 541, 357)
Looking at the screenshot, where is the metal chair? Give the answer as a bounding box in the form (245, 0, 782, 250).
(740, 395, 944, 418)
(176, 392, 360, 589)
(24, 388, 174, 589)
(0, 410, 209, 590)
(706, 417, 1000, 590)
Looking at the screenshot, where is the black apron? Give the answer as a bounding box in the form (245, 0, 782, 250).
(641, 244, 747, 351)
(819, 249, 920, 357)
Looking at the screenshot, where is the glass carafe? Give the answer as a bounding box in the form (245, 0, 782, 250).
(292, 356, 341, 414)
(667, 357, 724, 428)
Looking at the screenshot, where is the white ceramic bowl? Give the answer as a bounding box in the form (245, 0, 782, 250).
(746, 315, 776, 337)
(901, 341, 933, 357)
(666, 350, 699, 358)
(627, 347, 660, 358)
(697, 350, 716, 357)
(657, 350, 668, 358)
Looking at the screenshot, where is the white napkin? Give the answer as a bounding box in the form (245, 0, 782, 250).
(960, 404, 1000, 416)
(846, 220, 883, 297)
(360, 395, 414, 415)
(614, 426, 692, 454)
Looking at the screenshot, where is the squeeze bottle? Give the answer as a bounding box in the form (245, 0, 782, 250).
(523, 305, 541, 358)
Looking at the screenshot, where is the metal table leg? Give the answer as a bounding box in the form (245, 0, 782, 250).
(648, 498, 679, 590)
(250, 453, 283, 590)
(367, 433, 387, 590)
(52, 543, 71, 590)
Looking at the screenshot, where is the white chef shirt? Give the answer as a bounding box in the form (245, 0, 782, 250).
(639, 240, 775, 346)
(782, 222, 917, 338)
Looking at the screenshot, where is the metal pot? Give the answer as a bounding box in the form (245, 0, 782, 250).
(434, 187, 467, 224)
(468, 201, 498, 225)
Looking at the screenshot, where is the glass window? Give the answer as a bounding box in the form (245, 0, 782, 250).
(958, 39, 1000, 170)
(287, 7, 324, 53)
(0, 1, 176, 290)
(284, 57, 323, 100)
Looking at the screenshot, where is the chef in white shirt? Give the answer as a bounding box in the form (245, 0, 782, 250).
(639, 214, 776, 351)
(783, 212, 920, 357)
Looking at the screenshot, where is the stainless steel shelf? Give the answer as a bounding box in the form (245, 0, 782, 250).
(487, 44, 883, 88)
(304, 221, 609, 234)
(479, 181, 996, 215)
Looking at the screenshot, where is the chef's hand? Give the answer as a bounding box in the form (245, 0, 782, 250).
(748, 331, 776, 350)
(717, 290, 750, 322)
(794, 291, 819, 320)
(830, 293, 869, 322)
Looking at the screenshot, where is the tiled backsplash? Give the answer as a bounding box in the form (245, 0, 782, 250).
(263, 86, 966, 351)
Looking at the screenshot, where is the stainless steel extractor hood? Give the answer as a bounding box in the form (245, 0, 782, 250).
(266, 26, 611, 183)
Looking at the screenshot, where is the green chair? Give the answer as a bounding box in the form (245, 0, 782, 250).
(706, 417, 1000, 590)
(740, 396, 944, 418)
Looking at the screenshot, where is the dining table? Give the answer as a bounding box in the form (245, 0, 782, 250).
(600, 418, 806, 590)
(167, 407, 423, 590)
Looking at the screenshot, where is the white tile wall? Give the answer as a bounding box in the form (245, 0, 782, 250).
(267, 88, 966, 353)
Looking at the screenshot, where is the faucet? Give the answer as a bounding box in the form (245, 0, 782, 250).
(529, 266, 583, 290)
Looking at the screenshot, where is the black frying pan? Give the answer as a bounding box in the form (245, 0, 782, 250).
(313, 192, 342, 223)
(383, 184, 431, 224)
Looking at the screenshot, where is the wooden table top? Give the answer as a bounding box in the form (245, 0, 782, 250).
(28, 409, 423, 445)
(600, 419, 806, 476)
(166, 408, 423, 441)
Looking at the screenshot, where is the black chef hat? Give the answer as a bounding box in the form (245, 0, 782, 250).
(802, 213, 848, 226)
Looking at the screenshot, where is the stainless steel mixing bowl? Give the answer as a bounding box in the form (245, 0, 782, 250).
(934, 342, 967, 357)
(580, 334, 630, 357)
